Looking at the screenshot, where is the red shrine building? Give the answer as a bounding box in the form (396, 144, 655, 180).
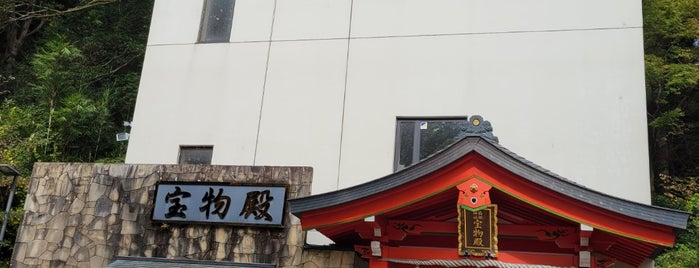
(289, 118, 689, 268)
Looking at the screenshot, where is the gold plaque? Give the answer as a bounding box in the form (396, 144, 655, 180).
(458, 205, 498, 257)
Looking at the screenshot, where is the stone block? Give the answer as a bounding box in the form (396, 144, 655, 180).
(67, 214, 81, 227)
(167, 242, 177, 258)
(108, 214, 117, 225)
(95, 245, 113, 258)
(70, 244, 80, 257)
(214, 228, 230, 243)
(186, 227, 204, 239)
(55, 173, 73, 196)
(61, 236, 73, 249)
(13, 243, 27, 261)
(66, 257, 77, 266)
(47, 165, 64, 179)
(69, 199, 85, 215)
(118, 247, 129, 257)
(109, 187, 120, 202)
(94, 197, 113, 217)
(121, 178, 144, 192)
(77, 164, 94, 178)
(110, 201, 120, 214)
(24, 257, 42, 266)
(32, 165, 48, 178)
(48, 212, 68, 230)
(143, 173, 160, 188)
(81, 215, 95, 226)
(45, 229, 64, 244)
(328, 251, 344, 267)
(89, 216, 107, 230)
(46, 242, 58, 252)
(187, 241, 199, 256)
(121, 220, 141, 235)
(133, 165, 155, 179)
(215, 244, 228, 260)
(26, 240, 47, 258)
(116, 164, 135, 178)
(35, 193, 49, 206)
(34, 228, 47, 240)
(32, 210, 53, 225)
(52, 248, 70, 262)
(73, 232, 89, 247)
(86, 229, 107, 244)
(302, 261, 320, 268)
(87, 183, 108, 202)
(74, 246, 89, 262)
(119, 204, 139, 222)
(16, 225, 36, 243)
(47, 196, 68, 215)
(92, 175, 114, 186)
(24, 196, 39, 212)
(199, 239, 208, 253)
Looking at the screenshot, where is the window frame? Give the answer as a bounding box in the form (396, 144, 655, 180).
(198, 0, 236, 43)
(178, 145, 214, 165)
(393, 117, 469, 171)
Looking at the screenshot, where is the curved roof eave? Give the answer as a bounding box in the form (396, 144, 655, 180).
(288, 135, 689, 230)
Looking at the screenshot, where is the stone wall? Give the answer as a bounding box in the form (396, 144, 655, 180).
(300, 249, 366, 268)
(11, 163, 361, 268)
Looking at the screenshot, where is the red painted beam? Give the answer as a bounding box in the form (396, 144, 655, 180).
(303, 154, 677, 247)
(379, 245, 577, 267)
(469, 157, 676, 246)
(386, 220, 577, 240)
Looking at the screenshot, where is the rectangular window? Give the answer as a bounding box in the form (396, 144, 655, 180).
(199, 0, 236, 43)
(394, 118, 468, 171)
(179, 146, 213, 165)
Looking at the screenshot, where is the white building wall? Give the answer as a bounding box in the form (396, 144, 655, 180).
(127, 0, 650, 206)
(254, 40, 349, 194)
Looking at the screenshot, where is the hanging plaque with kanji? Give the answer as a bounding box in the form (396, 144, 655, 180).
(458, 204, 498, 257)
(456, 179, 498, 257)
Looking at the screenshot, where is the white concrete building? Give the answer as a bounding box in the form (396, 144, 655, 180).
(126, 0, 649, 205)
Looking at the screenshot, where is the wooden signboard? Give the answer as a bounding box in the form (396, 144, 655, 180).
(152, 182, 288, 227)
(458, 204, 498, 257)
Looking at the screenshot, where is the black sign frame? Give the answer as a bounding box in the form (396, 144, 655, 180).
(151, 181, 289, 228)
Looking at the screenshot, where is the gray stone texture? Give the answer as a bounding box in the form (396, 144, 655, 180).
(11, 164, 360, 268)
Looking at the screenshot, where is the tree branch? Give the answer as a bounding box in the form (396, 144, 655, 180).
(1, 0, 119, 27)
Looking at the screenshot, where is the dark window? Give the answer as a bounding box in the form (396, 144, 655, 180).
(394, 118, 468, 171)
(179, 146, 213, 164)
(199, 0, 235, 43)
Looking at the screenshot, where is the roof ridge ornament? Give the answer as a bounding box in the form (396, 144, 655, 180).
(463, 115, 499, 143)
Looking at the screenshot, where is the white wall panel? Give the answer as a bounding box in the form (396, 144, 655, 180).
(272, 0, 352, 40)
(147, 0, 204, 45)
(338, 28, 650, 203)
(351, 0, 641, 38)
(126, 43, 269, 165)
(230, 0, 275, 42)
(255, 40, 348, 195)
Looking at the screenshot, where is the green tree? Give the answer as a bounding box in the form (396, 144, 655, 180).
(0, 0, 117, 94)
(644, 0, 699, 265)
(644, 0, 699, 179)
(0, 0, 153, 264)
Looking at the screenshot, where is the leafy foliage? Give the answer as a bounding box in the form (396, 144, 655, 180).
(0, 0, 153, 264)
(644, 0, 699, 265)
(653, 176, 699, 267)
(644, 0, 699, 177)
